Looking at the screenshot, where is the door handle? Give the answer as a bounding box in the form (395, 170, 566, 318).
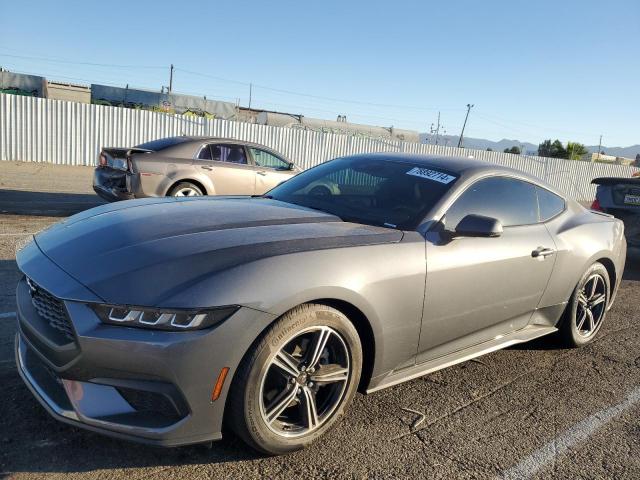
(257, 171, 267, 176)
(532, 246, 556, 258)
(200, 165, 213, 171)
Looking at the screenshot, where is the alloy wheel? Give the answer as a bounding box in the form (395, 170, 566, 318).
(173, 187, 201, 197)
(259, 326, 351, 437)
(576, 273, 607, 337)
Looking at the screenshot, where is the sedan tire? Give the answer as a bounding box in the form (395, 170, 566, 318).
(227, 304, 362, 455)
(559, 262, 610, 347)
(169, 182, 204, 197)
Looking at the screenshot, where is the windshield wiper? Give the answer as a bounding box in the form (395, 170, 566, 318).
(252, 194, 274, 199)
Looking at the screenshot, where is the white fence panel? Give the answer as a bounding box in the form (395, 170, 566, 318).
(1, 93, 637, 200)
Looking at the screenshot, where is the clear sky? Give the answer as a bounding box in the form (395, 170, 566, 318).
(1, 0, 638, 147)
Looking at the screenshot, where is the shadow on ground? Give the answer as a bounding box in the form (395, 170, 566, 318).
(0, 189, 105, 217)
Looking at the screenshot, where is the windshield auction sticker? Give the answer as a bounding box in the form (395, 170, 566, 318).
(406, 167, 456, 184)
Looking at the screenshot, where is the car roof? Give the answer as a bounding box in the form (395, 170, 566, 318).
(174, 136, 276, 149)
(164, 136, 290, 159)
(343, 152, 563, 196)
(592, 177, 640, 186)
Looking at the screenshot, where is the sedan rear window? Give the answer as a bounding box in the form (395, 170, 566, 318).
(267, 157, 458, 230)
(135, 136, 192, 151)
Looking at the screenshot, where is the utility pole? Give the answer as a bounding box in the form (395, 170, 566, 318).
(457, 104, 473, 148)
(248, 83, 253, 109)
(427, 112, 442, 145)
(596, 134, 602, 162)
(168, 64, 174, 93)
(434, 111, 441, 145)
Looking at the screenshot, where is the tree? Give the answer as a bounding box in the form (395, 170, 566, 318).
(538, 139, 566, 158)
(566, 142, 589, 160)
(503, 146, 521, 155)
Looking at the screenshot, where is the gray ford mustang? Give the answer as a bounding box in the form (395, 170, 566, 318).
(15, 153, 626, 455)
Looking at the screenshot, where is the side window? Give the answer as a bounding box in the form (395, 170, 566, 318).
(445, 177, 538, 229)
(211, 144, 248, 165)
(250, 148, 290, 170)
(537, 187, 565, 221)
(197, 145, 212, 160)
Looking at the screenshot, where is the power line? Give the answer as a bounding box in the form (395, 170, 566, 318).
(0, 52, 165, 70)
(475, 112, 600, 138)
(1, 49, 461, 115)
(2, 68, 127, 87)
(174, 67, 462, 112)
(3, 64, 428, 126)
(173, 68, 251, 86)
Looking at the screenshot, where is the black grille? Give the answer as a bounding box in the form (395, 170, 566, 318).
(27, 277, 75, 341)
(117, 387, 182, 421)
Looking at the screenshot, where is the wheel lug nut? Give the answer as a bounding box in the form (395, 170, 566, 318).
(308, 382, 314, 388)
(301, 366, 306, 371)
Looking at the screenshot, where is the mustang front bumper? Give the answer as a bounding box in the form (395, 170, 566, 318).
(15, 274, 276, 447)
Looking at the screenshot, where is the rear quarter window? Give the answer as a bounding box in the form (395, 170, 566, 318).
(537, 187, 565, 221)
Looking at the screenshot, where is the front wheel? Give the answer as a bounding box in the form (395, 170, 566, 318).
(227, 304, 362, 455)
(559, 262, 610, 347)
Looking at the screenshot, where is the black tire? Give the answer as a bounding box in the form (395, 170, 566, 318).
(559, 262, 610, 347)
(168, 182, 204, 197)
(227, 304, 362, 455)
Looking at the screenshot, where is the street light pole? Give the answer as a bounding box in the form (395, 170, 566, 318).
(457, 103, 474, 148)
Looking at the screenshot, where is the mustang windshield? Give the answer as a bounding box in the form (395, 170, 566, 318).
(268, 157, 458, 230)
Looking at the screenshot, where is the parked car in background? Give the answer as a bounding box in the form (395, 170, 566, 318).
(592, 176, 640, 254)
(93, 136, 300, 201)
(18, 154, 625, 455)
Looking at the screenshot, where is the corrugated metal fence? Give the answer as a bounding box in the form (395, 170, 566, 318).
(1, 93, 636, 200)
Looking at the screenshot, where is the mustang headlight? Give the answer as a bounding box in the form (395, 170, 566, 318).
(92, 305, 240, 331)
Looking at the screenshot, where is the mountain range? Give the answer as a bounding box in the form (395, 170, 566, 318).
(419, 134, 640, 159)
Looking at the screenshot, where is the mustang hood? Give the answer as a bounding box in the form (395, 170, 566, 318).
(34, 197, 402, 306)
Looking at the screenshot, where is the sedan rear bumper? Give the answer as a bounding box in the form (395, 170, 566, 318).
(93, 168, 136, 202)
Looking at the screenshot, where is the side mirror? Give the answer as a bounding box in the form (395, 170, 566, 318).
(288, 162, 296, 171)
(455, 214, 503, 238)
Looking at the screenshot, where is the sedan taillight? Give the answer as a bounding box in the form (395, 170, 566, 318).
(590, 199, 602, 211)
(99, 153, 107, 166)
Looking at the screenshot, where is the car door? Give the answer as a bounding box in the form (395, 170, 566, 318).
(417, 176, 557, 363)
(193, 143, 257, 195)
(248, 147, 295, 195)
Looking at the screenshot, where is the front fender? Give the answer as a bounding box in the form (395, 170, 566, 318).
(162, 238, 427, 382)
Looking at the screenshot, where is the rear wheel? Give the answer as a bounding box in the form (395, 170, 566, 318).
(169, 182, 203, 197)
(227, 304, 362, 455)
(559, 262, 610, 347)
